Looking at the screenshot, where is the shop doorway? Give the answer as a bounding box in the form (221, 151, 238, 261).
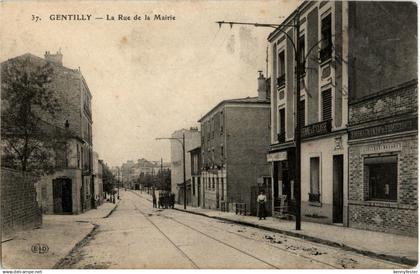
(333, 155, 344, 223)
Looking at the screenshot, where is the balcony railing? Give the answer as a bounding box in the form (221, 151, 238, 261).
(308, 193, 320, 202)
(277, 74, 286, 89)
(301, 119, 332, 139)
(319, 45, 332, 63)
(277, 132, 285, 143)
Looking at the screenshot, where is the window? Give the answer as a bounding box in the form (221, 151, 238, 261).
(278, 108, 285, 143)
(277, 51, 286, 88)
(309, 157, 320, 202)
(365, 156, 397, 201)
(212, 178, 215, 190)
(211, 118, 215, 138)
(321, 89, 332, 121)
(192, 179, 195, 195)
(320, 14, 332, 62)
(220, 111, 224, 133)
(298, 35, 305, 77)
(77, 144, 80, 168)
(221, 145, 224, 161)
(299, 99, 305, 128)
(221, 178, 224, 200)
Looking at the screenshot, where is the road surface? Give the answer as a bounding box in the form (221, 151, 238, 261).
(61, 190, 408, 269)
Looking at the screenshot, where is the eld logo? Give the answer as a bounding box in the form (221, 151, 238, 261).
(31, 243, 49, 254)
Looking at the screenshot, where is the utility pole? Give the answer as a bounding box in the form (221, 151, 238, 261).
(294, 13, 301, 231)
(216, 10, 303, 230)
(160, 158, 163, 190)
(182, 133, 186, 209)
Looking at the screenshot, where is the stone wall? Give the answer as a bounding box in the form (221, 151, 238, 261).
(1, 168, 42, 236)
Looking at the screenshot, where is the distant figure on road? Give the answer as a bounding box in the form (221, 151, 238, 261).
(170, 192, 175, 209)
(152, 193, 157, 208)
(158, 192, 163, 208)
(257, 191, 267, 220)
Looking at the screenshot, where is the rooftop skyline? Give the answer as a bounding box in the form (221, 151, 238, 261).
(0, 0, 301, 167)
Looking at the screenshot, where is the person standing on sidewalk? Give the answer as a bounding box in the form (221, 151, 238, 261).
(257, 191, 267, 220)
(152, 193, 157, 208)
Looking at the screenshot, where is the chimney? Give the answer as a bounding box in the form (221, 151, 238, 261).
(44, 49, 63, 66)
(257, 71, 267, 100)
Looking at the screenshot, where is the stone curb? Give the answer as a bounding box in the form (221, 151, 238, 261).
(174, 207, 417, 267)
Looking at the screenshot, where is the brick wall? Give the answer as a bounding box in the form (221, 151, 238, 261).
(349, 81, 418, 125)
(1, 168, 42, 236)
(348, 83, 418, 236)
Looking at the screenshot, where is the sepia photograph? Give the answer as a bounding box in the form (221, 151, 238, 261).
(0, 0, 418, 271)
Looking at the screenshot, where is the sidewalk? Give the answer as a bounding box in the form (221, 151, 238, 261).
(1, 201, 118, 269)
(171, 203, 417, 266)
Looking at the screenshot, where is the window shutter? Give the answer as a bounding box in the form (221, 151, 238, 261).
(299, 100, 305, 128)
(322, 89, 332, 121)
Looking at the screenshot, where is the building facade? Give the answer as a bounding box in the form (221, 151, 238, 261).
(268, 1, 348, 224)
(189, 147, 201, 207)
(1, 51, 94, 215)
(346, 2, 417, 236)
(199, 73, 271, 215)
(267, 1, 417, 234)
(92, 152, 104, 206)
(170, 128, 201, 204)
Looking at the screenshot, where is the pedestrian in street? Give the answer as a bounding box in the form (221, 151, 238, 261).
(257, 190, 267, 220)
(158, 192, 162, 208)
(170, 192, 175, 209)
(165, 191, 171, 208)
(152, 193, 157, 208)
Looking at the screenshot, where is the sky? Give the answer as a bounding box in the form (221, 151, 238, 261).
(0, 0, 300, 167)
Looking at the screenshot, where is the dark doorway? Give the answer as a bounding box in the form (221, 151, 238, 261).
(53, 178, 72, 214)
(333, 155, 344, 223)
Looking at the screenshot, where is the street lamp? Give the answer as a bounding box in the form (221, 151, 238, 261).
(156, 133, 186, 209)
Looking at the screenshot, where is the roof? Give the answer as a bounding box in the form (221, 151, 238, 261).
(198, 96, 270, 122)
(1, 53, 92, 98)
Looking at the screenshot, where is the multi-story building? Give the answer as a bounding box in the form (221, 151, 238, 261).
(346, 2, 417, 236)
(189, 146, 201, 207)
(1, 51, 94, 214)
(92, 152, 104, 206)
(199, 73, 271, 214)
(268, 0, 349, 225)
(170, 128, 201, 205)
(267, 1, 417, 233)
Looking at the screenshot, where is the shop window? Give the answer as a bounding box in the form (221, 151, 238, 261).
(309, 157, 320, 202)
(365, 156, 398, 201)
